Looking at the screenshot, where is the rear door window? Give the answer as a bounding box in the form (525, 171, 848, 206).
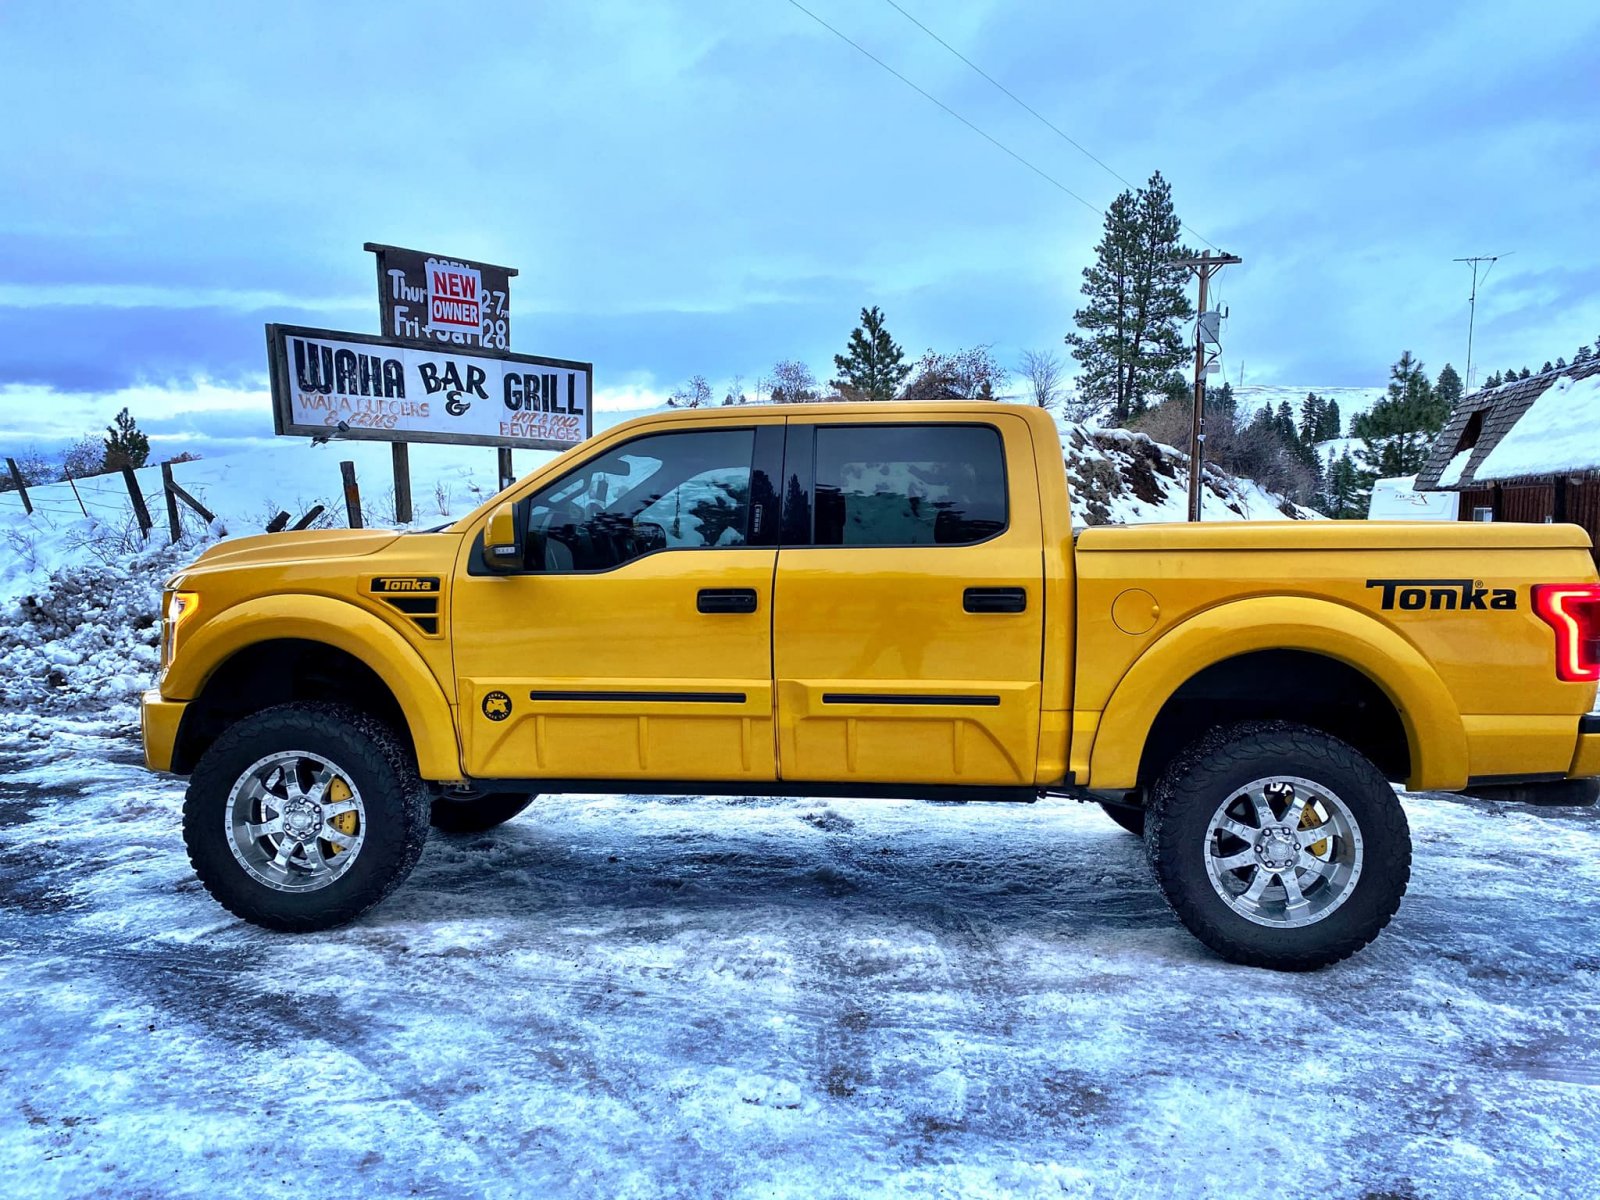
(809, 424, 1007, 547)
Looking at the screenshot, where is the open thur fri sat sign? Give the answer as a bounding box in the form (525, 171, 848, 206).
(364, 242, 516, 351)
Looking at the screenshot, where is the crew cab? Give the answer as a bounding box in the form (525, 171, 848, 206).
(143, 402, 1600, 969)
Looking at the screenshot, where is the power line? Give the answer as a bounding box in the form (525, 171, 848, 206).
(781, 0, 1103, 218)
(879, 0, 1220, 251)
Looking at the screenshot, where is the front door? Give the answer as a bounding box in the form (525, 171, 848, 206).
(771, 414, 1045, 786)
(453, 417, 784, 783)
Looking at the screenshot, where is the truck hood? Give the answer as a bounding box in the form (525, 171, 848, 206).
(179, 529, 407, 575)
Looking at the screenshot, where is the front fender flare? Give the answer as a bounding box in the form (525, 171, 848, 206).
(164, 594, 462, 781)
(1087, 596, 1468, 791)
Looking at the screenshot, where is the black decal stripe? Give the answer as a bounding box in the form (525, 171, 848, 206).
(527, 690, 747, 704)
(1582, 714, 1600, 736)
(821, 693, 1002, 707)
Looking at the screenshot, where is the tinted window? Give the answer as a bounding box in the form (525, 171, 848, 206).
(523, 429, 753, 572)
(812, 424, 1006, 547)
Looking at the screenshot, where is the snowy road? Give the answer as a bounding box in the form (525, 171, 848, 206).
(4, 711, 1600, 1199)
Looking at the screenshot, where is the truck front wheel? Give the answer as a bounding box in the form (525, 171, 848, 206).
(182, 703, 431, 932)
(1146, 721, 1411, 971)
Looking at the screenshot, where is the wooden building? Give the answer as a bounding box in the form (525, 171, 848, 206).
(1416, 358, 1600, 563)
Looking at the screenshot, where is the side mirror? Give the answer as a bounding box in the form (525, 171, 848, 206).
(482, 500, 524, 572)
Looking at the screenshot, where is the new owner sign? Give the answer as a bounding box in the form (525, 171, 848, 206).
(364, 243, 516, 351)
(267, 325, 592, 452)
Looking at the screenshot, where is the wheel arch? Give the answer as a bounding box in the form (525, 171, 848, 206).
(1087, 596, 1469, 792)
(165, 595, 461, 780)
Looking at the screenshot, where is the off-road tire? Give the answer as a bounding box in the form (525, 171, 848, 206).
(1098, 799, 1145, 837)
(183, 702, 430, 932)
(1146, 721, 1411, 971)
(430, 792, 535, 834)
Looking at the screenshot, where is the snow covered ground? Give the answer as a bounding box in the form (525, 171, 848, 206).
(3, 708, 1598, 1199)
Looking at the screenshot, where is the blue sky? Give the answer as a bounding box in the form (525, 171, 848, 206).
(2, 0, 1598, 458)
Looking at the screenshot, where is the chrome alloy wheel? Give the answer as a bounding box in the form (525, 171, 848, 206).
(224, 751, 366, 893)
(1203, 775, 1363, 929)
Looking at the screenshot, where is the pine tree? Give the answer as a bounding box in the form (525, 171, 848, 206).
(1064, 171, 1194, 424)
(1352, 351, 1442, 484)
(103, 407, 150, 471)
(1520, 367, 1532, 380)
(1435, 363, 1462, 412)
(1327, 451, 1364, 519)
(1324, 399, 1342, 440)
(831, 306, 911, 401)
(1541, 361, 1554, 375)
(1483, 371, 1503, 388)
(1556, 357, 1567, 369)
(1206, 381, 1236, 419)
(1298, 392, 1324, 447)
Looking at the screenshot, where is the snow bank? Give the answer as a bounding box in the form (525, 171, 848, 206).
(1059, 416, 1314, 526)
(1476, 372, 1600, 482)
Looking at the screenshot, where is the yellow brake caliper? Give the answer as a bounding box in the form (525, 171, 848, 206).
(1300, 802, 1328, 857)
(325, 776, 359, 849)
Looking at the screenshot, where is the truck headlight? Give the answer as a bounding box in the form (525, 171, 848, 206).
(161, 591, 199, 672)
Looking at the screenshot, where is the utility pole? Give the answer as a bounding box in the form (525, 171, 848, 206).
(1452, 253, 1509, 392)
(1173, 250, 1242, 522)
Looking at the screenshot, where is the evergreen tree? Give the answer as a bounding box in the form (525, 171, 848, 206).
(1064, 171, 1195, 424)
(103, 407, 149, 471)
(1520, 367, 1532, 380)
(1324, 399, 1342, 440)
(1327, 451, 1364, 519)
(1274, 400, 1297, 445)
(831, 305, 911, 401)
(1483, 371, 1503, 388)
(1556, 357, 1567, 369)
(1541, 361, 1554, 375)
(1351, 351, 1444, 485)
(1205, 381, 1236, 419)
(1435, 363, 1463, 412)
(1298, 392, 1323, 447)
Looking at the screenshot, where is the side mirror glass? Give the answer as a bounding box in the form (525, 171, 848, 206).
(482, 500, 524, 572)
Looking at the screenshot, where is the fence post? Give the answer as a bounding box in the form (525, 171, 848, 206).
(290, 504, 325, 531)
(160, 462, 182, 543)
(121, 466, 153, 538)
(340, 460, 363, 529)
(63, 469, 88, 517)
(392, 442, 413, 524)
(497, 448, 514, 492)
(5, 457, 32, 515)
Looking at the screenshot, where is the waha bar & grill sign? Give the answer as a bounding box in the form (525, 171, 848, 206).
(267, 324, 593, 452)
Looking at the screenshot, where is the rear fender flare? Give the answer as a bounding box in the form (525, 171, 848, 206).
(1088, 596, 1468, 791)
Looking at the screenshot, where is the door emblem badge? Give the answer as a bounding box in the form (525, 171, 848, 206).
(482, 691, 512, 721)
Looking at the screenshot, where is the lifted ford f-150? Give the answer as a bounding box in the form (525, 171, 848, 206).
(142, 403, 1600, 969)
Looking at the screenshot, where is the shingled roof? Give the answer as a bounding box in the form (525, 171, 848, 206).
(1416, 357, 1600, 491)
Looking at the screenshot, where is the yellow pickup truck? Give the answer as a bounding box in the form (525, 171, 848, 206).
(142, 402, 1600, 969)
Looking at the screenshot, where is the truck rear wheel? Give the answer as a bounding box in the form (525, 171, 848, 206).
(430, 791, 535, 834)
(182, 703, 430, 932)
(1146, 721, 1410, 971)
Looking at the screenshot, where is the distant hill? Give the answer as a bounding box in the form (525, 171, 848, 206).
(1231, 384, 1387, 427)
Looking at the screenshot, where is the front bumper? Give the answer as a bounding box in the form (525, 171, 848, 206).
(141, 689, 187, 773)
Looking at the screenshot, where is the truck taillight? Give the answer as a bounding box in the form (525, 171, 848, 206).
(1531, 583, 1600, 683)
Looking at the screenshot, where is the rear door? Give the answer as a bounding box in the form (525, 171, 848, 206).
(771, 413, 1045, 786)
(452, 416, 784, 783)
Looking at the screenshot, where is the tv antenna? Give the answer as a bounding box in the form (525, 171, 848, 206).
(1452, 252, 1512, 391)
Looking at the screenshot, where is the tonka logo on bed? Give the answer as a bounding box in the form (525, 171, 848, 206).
(1366, 578, 1517, 612)
(481, 691, 512, 721)
(371, 576, 440, 594)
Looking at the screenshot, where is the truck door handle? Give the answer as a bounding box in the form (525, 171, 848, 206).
(963, 587, 1027, 614)
(697, 588, 759, 614)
